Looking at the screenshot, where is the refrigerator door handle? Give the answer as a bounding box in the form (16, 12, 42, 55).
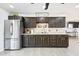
(10, 23, 13, 35)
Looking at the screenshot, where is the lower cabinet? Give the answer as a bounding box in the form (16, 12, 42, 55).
(56, 35, 63, 47)
(49, 35, 57, 47)
(35, 35, 42, 47)
(42, 36, 49, 47)
(61, 35, 68, 47)
(22, 35, 68, 47)
(35, 35, 50, 47)
(22, 35, 29, 47)
(56, 35, 68, 47)
(28, 35, 35, 47)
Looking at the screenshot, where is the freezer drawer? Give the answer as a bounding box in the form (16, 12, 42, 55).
(10, 38, 21, 49)
(4, 38, 21, 50)
(4, 39, 11, 49)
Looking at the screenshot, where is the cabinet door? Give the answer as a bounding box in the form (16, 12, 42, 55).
(8, 16, 21, 20)
(22, 35, 29, 47)
(36, 17, 48, 23)
(35, 35, 42, 47)
(56, 35, 68, 47)
(48, 17, 65, 28)
(56, 35, 62, 47)
(30, 17, 36, 28)
(48, 17, 56, 28)
(61, 35, 68, 47)
(28, 35, 35, 47)
(24, 17, 31, 28)
(49, 35, 57, 47)
(25, 17, 36, 28)
(42, 35, 49, 47)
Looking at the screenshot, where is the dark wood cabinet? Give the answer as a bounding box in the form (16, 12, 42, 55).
(49, 35, 57, 47)
(36, 17, 48, 23)
(23, 17, 65, 28)
(48, 17, 65, 28)
(22, 35, 68, 47)
(61, 35, 68, 47)
(42, 35, 49, 47)
(56, 35, 63, 47)
(22, 35, 29, 47)
(24, 17, 36, 28)
(28, 35, 35, 47)
(30, 18, 37, 28)
(56, 35, 68, 47)
(8, 16, 21, 20)
(35, 35, 50, 47)
(35, 35, 42, 47)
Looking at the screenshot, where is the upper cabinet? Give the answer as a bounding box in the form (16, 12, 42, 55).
(48, 17, 65, 28)
(22, 17, 65, 28)
(24, 17, 37, 28)
(8, 16, 21, 20)
(36, 17, 48, 23)
(68, 22, 79, 28)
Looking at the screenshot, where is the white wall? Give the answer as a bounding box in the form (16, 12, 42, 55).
(0, 8, 9, 52)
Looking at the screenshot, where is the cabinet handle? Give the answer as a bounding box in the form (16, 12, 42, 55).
(10, 23, 13, 35)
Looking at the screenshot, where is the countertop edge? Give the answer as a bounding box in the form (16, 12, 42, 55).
(21, 33, 68, 35)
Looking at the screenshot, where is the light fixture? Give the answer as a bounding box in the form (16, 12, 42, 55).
(42, 3, 49, 10)
(45, 3, 49, 10)
(75, 5, 79, 8)
(9, 5, 14, 8)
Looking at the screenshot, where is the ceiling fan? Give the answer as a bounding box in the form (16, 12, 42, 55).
(44, 3, 64, 10)
(31, 3, 49, 10)
(45, 3, 49, 10)
(31, 3, 64, 10)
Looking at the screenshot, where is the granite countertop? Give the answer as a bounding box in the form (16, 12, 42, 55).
(21, 33, 68, 35)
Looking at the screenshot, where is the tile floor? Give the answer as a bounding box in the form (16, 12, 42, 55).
(0, 37, 79, 56)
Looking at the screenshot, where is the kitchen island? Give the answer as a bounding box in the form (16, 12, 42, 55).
(21, 33, 69, 48)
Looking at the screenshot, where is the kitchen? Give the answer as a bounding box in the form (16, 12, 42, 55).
(0, 3, 79, 56)
(21, 17, 68, 47)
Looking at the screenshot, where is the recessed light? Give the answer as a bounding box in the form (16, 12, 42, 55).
(75, 5, 79, 8)
(9, 5, 14, 8)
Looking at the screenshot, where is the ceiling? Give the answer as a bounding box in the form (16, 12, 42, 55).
(0, 3, 79, 14)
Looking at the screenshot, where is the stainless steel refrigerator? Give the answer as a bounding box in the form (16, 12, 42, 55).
(4, 20, 21, 50)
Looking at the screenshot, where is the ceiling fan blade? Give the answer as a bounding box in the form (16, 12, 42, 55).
(45, 3, 49, 10)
